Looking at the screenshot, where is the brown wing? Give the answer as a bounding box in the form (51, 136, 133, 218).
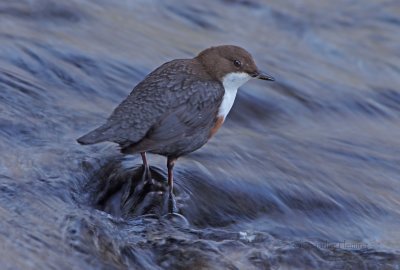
(120, 79, 224, 153)
(78, 59, 217, 146)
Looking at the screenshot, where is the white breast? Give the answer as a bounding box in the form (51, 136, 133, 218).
(218, 72, 251, 118)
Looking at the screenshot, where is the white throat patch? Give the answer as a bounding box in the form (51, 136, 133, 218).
(219, 72, 251, 118)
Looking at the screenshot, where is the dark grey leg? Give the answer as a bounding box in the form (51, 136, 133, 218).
(141, 152, 149, 170)
(167, 157, 177, 213)
(141, 152, 152, 180)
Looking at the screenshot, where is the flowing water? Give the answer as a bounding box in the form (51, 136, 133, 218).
(1, 0, 400, 269)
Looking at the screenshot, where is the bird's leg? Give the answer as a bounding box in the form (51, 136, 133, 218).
(167, 157, 177, 213)
(141, 152, 149, 170)
(167, 157, 175, 193)
(122, 152, 153, 214)
(141, 152, 151, 181)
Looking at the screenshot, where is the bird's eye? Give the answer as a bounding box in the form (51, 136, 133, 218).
(233, 60, 242, 68)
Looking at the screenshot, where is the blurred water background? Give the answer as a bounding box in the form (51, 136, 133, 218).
(0, 0, 400, 269)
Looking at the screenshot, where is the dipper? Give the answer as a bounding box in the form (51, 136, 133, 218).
(77, 45, 274, 210)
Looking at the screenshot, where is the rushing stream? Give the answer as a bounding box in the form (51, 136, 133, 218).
(1, 0, 400, 269)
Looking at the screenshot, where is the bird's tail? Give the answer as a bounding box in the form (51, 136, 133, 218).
(76, 124, 112, 145)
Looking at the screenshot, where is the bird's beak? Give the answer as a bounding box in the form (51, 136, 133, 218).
(252, 71, 275, 81)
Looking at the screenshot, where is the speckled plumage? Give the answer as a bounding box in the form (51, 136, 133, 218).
(78, 45, 274, 213)
(78, 58, 224, 158)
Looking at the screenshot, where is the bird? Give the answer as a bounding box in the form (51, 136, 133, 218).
(77, 45, 274, 212)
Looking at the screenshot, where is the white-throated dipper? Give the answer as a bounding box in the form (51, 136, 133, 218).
(77, 45, 274, 212)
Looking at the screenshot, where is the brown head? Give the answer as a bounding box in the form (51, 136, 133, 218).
(195, 45, 274, 82)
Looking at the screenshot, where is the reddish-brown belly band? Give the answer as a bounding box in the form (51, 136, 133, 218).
(209, 116, 224, 138)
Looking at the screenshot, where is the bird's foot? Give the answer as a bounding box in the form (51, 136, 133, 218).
(121, 166, 161, 215)
(142, 165, 153, 184)
(161, 192, 188, 225)
(168, 191, 177, 213)
(161, 189, 178, 214)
